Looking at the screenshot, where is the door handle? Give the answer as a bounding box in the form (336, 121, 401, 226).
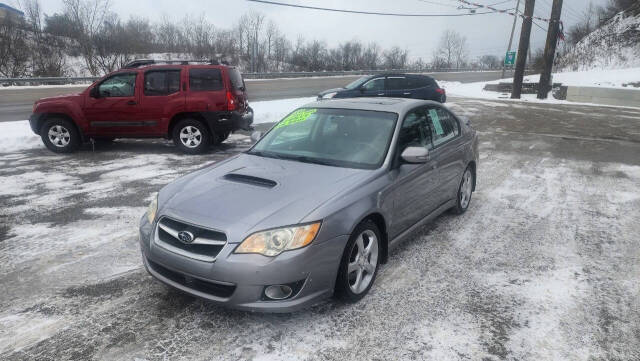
(377, 93, 384, 96)
(403, 92, 411, 95)
(126, 100, 137, 105)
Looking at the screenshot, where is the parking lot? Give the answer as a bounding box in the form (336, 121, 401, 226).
(1, 98, 640, 360)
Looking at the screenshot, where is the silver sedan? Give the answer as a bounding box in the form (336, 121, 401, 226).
(139, 97, 479, 312)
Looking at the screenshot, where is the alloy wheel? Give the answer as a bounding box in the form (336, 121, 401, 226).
(347, 229, 379, 294)
(179, 126, 203, 148)
(460, 169, 472, 209)
(47, 125, 71, 147)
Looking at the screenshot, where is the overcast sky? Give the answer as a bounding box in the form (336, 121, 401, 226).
(16, 0, 609, 61)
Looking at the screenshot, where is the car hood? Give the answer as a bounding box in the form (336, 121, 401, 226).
(317, 87, 345, 96)
(36, 93, 83, 104)
(160, 153, 372, 243)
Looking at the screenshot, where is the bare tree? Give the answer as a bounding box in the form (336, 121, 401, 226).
(383, 46, 408, 69)
(22, 0, 67, 76)
(432, 30, 468, 69)
(0, 12, 29, 77)
(62, 0, 112, 75)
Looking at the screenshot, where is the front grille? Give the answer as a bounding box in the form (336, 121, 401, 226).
(147, 259, 236, 298)
(154, 216, 227, 262)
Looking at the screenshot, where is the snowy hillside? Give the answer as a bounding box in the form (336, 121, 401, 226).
(559, 4, 640, 71)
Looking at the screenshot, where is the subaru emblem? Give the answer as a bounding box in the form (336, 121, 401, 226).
(177, 231, 195, 243)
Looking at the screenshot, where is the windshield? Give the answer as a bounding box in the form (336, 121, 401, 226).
(248, 108, 398, 169)
(344, 76, 372, 90)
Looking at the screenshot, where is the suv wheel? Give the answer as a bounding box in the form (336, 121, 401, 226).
(335, 220, 381, 302)
(40, 118, 80, 153)
(172, 119, 211, 154)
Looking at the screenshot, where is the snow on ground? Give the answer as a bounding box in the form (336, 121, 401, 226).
(0, 121, 42, 152)
(440, 67, 640, 107)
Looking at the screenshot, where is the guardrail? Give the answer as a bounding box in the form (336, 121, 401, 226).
(0, 68, 506, 86)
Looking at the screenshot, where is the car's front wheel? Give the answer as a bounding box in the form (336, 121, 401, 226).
(335, 220, 381, 302)
(451, 166, 474, 214)
(172, 119, 211, 154)
(40, 118, 80, 153)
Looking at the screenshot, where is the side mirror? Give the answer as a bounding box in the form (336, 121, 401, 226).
(250, 131, 263, 143)
(459, 116, 471, 126)
(401, 146, 430, 163)
(89, 87, 100, 98)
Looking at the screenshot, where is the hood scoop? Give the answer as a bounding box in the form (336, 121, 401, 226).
(222, 173, 277, 188)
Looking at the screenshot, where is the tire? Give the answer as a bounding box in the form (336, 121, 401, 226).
(40, 118, 80, 153)
(335, 220, 382, 302)
(213, 131, 230, 145)
(440, 94, 447, 103)
(451, 166, 474, 214)
(172, 119, 212, 154)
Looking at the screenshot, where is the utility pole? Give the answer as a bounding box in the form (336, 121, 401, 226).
(511, 0, 535, 99)
(501, 0, 521, 79)
(537, 0, 563, 99)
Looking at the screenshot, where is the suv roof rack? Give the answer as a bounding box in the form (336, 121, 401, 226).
(123, 58, 231, 68)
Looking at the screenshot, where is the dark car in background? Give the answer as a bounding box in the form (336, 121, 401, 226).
(317, 73, 446, 103)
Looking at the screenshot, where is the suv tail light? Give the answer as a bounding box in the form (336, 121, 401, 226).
(226, 91, 237, 111)
(435, 88, 445, 95)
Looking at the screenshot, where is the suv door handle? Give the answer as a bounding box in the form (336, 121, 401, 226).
(126, 100, 137, 105)
(377, 93, 384, 96)
(403, 92, 411, 95)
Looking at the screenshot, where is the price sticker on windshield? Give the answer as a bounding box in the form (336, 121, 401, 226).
(428, 109, 444, 135)
(275, 108, 318, 129)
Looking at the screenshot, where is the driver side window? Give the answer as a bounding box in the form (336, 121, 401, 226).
(98, 73, 137, 98)
(362, 78, 385, 92)
(397, 109, 431, 153)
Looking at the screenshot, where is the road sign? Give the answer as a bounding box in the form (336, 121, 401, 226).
(504, 51, 516, 65)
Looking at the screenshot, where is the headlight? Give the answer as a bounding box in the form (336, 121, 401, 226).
(321, 92, 337, 99)
(235, 222, 321, 256)
(147, 193, 158, 224)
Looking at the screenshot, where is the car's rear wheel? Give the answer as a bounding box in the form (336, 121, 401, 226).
(172, 119, 211, 154)
(335, 220, 381, 302)
(40, 118, 80, 153)
(440, 94, 447, 103)
(451, 166, 474, 214)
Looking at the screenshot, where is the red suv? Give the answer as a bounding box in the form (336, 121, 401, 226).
(29, 59, 253, 154)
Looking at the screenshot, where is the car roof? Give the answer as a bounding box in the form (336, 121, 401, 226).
(303, 97, 443, 114)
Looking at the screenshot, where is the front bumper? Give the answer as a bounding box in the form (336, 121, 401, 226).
(139, 215, 346, 313)
(28, 113, 42, 134)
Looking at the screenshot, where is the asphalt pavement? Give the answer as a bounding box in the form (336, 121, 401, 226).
(1, 97, 639, 360)
(0, 70, 521, 122)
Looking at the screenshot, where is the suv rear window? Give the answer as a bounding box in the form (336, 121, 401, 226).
(189, 68, 223, 91)
(406, 76, 433, 89)
(144, 70, 180, 96)
(228, 68, 245, 90)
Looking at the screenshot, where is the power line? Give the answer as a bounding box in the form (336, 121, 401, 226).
(246, 0, 497, 16)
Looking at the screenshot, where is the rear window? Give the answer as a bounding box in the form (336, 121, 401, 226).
(228, 68, 245, 90)
(144, 70, 180, 96)
(406, 76, 434, 89)
(189, 68, 223, 91)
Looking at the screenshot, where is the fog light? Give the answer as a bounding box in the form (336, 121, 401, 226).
(264, 285, 293, 300)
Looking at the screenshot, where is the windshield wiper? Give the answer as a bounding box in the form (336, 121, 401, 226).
(247, 150, 286, 160)
(282, 154, 335, 166)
